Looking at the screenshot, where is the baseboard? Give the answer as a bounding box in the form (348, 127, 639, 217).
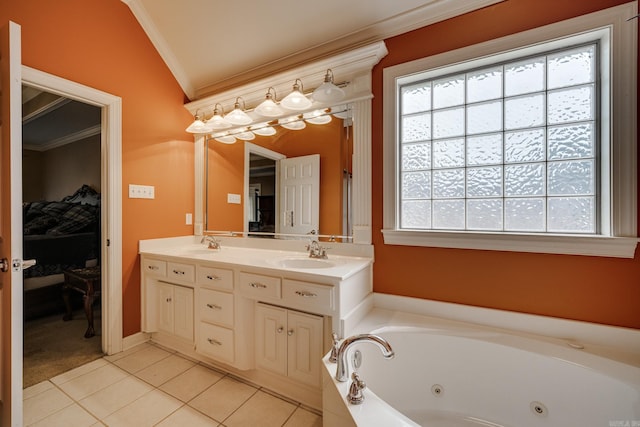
(121, 331, 151, 352)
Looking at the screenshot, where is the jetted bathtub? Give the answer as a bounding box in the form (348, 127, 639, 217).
(322, 309, 640, 427)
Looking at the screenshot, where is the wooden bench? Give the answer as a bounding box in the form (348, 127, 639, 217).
(62, 266, 101, 338)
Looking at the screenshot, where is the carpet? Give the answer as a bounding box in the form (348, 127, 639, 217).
(23, 308, 103, 388)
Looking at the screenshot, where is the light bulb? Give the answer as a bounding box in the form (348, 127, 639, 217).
(186, 114, 211, 133)
(225, 97, 252, 125)
(280, 79, 312, 111)
(254, 88, 284, 117)
(304, 110, 331, 125)
(312, 69, 345, 103)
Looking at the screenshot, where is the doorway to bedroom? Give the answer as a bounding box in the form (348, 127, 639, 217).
(21, 85, 104, 388)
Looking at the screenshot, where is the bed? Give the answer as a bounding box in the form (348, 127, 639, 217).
(23, 185, 100, 320)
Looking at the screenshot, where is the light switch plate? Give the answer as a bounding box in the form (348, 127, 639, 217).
(227, 193, 241, 204)
(129, 184, 155, 199)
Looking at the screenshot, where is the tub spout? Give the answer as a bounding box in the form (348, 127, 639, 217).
(335, 334, 394, 382)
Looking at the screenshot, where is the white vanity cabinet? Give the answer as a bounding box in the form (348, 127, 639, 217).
(255, 303, 323, 387)
(195, 265, 236, 365)
(156, 281, 193, 340)
(141, 257, 195, 345)
(139, 236, 374, 411)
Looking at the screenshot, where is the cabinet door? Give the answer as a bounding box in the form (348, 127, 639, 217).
(287, 310, 323, 387)
(157, 282, 174, 335)
(173, 285, 194, 340)
(255, 304, 287, 376)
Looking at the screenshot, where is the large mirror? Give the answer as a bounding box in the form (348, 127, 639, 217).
(205, 112, 353, 239)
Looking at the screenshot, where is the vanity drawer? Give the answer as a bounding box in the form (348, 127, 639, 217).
(198, 322, 234, 363)
(142, 258, 167, 277)
(167, 261, 195, 283)
(282, 279, 333, 312)
(197, 265, 233, 291)
(239, 272, 281, 300)
(199, 289, 234, 327)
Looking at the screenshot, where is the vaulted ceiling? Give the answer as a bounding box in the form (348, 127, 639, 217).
(122, 0, 503, 100)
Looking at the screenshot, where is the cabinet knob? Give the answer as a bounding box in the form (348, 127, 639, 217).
(287, 329, 294, 336)
(166, 297, 172, 302)
(277, 327, 284, 333)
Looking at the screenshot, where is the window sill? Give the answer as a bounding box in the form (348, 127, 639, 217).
(381, 229, 638, 258)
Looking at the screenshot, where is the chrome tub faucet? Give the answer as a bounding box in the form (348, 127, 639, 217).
(334, 334, 394, 382)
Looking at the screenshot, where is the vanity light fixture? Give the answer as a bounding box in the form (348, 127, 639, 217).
(212, 131, 237, 144)
(224, 97, 252, 125)
(279, 115, 306, 130)
(207, 103, 232, 129)
(254, 87, 284, 117)
(251, 123, 277, 136)
(312, 69, 345, 103)
(236, 129, 256, 141)
(280, 79, 312, 110)
(186, 112, 212, 133)
(304, 109, 332, 125)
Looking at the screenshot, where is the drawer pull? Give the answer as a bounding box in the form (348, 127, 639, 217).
(250, 282, 267, 289)
(173, 269, 185, 275)
(206, 275, 221, 281)
(207, 338, 222, 346)
(206, 303, 222, 310)
(166, 298, 172, 303)
(148, 265, 159, 271)
(295, 290, 318, 298)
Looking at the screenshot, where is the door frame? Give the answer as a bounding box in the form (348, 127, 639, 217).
(21, 66, 123, 356)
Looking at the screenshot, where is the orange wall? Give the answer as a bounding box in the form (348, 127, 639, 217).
(207, 119, 347, 235)
(372, 0, 640, 329)
(3, 0, 195, 337)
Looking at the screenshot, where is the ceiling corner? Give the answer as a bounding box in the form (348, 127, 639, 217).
(122, 0, 196, 100)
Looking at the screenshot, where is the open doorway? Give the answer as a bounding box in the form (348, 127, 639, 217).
(21, 85, 104, 387)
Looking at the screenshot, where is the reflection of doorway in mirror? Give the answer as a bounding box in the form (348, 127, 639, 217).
(249, 154, 276, 233)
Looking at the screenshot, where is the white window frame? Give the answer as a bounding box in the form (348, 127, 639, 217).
(382, 3, 637, 258)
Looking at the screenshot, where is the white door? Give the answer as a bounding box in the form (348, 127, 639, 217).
(279, 154, 320, 235)
(0, 20, 23, 427)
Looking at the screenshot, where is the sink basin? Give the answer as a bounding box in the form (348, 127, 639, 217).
(276, 257, 335, 269)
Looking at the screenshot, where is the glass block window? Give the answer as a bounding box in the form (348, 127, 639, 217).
(399, 43, 598, 234)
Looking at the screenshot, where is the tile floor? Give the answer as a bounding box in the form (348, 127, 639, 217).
(23, 342, 323, 427)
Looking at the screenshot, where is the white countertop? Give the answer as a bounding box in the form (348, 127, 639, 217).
(139, 236, 374, 281)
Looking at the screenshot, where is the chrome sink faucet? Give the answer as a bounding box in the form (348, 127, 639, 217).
(201, 235, 221, 250)
(335, 334, 394, 382)
(306, 239, 328, 259)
